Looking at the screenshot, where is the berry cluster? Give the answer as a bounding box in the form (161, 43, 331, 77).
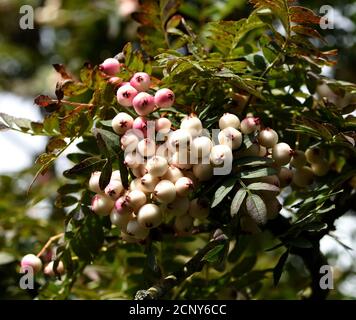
(20, 254, 64, 276)
(21, 60, 331, 270)
(86, 66, 332, 241)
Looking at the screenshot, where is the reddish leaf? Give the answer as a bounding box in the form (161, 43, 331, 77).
(291, 25, 325, 42)
(53, 64, 72, 79)
(34, 95, 53, 107)
(290, 6, 321, 25)
(46, 138, 67, 153)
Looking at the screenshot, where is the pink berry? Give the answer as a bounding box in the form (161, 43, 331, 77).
(129, 72, 151, 92)
(21, 254, 42, 273)
(99, 58, 121, 76)
(240, 117, 260, 134)
(132, 92, 155, 116)
(154, 88, 175, 108)
(155, 117, 171, 134)
(115, 196, 132, 215)
(116, 84, 138, 107)
(44, 261, 65, 276)
(132, 116, 148, 137)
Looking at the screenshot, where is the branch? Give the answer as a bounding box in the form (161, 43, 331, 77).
(134, 238, 227, 300)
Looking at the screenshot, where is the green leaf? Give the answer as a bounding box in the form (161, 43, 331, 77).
(211, 177, 237, 208)
(230, 189, 247, 217)
(57, 79, 88, 97)
(202, 244, 226, 263)
(99, 159, 112, 191)
(273, 249, 289, 286)
(55, 195, 78, 208)
(63, 157, 106, 179)
(93, 128, 120, 158)
(57, 183, 82, 195)
(0, 112, 43, 135)
(245, 193, 267, 225)
(247, 182, 280, 192)
(238, 167, 277, 179)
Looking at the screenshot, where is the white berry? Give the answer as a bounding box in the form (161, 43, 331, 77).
(165, 196, 190, 217)
(258, 128, 278, 148)
(219, 113, 240, 130)
(175, 177, 194, 197)
(146, 155, 169, 177)
(180, 115, 203, 137)
(126, 219, 149, 240)
(153, 180, 177, 203)
(137, 203, 163, 229)
(218, 127, 242, 150)
(272, 142, 292, 166)
(125, 190, 147, 212)
(91, 194, 115, 216)
(104, 179, 124, 200)
(112, 112, 134, 135)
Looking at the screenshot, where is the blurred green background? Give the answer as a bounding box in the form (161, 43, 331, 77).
(0, 0, 355, 299)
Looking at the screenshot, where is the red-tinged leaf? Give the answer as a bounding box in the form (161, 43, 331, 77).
(58, 79, 88, 97)
(166, 14, 182, 30)
(35, 153, 56, 166)
(291, 25, 325, 42)
(290, 6, 321, 25)
(46, 138, 67, 153)
(34, 95, 53, 107)
(53, 64, 72, 79)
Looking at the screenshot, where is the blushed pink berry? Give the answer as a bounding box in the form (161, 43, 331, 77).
(21, 254, 42, 273)
(154, 88, 175, 108)
(132, 92, 155, 116)
(240, 117, 260, 134)
(130, 72, 151, 92)
(99, 58, 121, 76)
(155, 117, 171, 134)
(115, 196, 132, 215)
(116, 84, 138, 107)
(132, 116, 148, 137)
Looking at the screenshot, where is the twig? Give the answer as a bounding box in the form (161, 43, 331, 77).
(36, 233, 64, 258)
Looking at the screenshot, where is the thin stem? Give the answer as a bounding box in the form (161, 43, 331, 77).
(37, 233, 64, 258)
